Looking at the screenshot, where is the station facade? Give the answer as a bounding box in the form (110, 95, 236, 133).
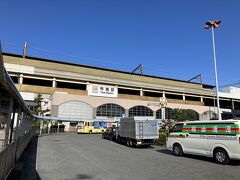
(2, 52, 240, 130)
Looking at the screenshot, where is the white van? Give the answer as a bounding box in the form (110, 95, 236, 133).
(167, 120, 240, 164)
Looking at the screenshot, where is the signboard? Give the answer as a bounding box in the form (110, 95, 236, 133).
(147, 97, 167, 108)
(88, 84, 118, 98)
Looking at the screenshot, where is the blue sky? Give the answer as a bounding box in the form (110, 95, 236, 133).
(0, 0, 239, 86)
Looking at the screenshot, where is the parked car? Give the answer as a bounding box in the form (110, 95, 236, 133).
(167, 120, 240, 164)
(102, 127, 116, 141)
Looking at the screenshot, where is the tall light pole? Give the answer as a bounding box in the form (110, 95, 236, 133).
(205, 20, 222, 120)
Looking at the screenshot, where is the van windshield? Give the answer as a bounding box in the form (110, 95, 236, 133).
(171, 124, 183, 133)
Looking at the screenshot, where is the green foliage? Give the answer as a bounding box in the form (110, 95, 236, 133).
(171, 108, 199, 122)
(32, 119, 40, 128)
(33, 94, 50, 116)
(158, 129, 167, 146)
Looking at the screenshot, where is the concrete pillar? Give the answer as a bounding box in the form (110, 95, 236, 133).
(162, 108, 165, 120)
(48, 121, 51, 134)
(93, 107, 97, 119)
(201, 96, 203, 103)
(232, 99, 235, 110)
(153, 111, 156, 118)
(39, 120, 43, 136)
(183, 93, 185, 101)
(86, 82, 90, 91)
(140, 89, 144, 96)
(52, 78, 57, 88)
(57, 121, 60, 134)
(125, 109, 129, 117)
(162, 91, 166, 98)
(19, 74, 23, 84)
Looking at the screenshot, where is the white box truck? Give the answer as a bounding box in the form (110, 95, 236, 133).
(116, 117, 159, 147)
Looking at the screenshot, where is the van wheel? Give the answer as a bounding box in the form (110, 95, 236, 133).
(214, 148, 229, 165)
(173, 144, 183, 156)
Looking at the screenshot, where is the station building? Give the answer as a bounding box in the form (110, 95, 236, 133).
(2, 52, 240, 130)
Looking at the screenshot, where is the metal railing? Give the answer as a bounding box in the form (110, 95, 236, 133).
(0, 43, 35, 180)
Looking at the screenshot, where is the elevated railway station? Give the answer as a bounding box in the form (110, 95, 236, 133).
(2, 52, 240, 131)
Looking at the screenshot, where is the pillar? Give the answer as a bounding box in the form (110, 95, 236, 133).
(19, 74, 23, 84)
(48, 121, 51, 134)
(232, 99, 235, 110)
(125, 109, 129, 117)
(161, 108, 165, 120)
(52, 78, 57, 88)
(140, 89, 144, 96)
(183, 93, 185, 101)
(153, 111, 156, 118)
(162, 91, 166, 98)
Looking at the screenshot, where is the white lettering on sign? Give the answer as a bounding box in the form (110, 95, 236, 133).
(225, 126, 231, 133)
(201, 126, 206, 133)
(88, 84, 118, 98)
(213, 126, 218, 133)
(191, 126, 196, 132)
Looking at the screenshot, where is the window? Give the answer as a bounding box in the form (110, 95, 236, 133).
(97, 103, 125, 117)
(129, 106, 153, 117)
(165, 108, 173, 120)
(170, 123, 183, 133)
(57, 81, 86, 90)
(23, 77, 52, 87)
(156, 109, 162, 119)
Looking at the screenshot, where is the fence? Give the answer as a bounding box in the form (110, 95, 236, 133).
(0, 43, 35, 180)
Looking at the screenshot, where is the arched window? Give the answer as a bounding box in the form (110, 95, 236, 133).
(129, 106, 153, 117)
(188, 109, 199, 120)
(96, 103, 125, 117)
(156, 109, 162, 119)
(58, 101, 93, 119)
(165, 108, 173, 120)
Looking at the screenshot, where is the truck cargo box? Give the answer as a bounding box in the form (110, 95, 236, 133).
(118, 117, 159, 140)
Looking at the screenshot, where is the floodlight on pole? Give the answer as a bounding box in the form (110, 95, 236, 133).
(205, 20, 222, 120)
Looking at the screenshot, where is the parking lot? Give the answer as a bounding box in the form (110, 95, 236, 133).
(9, 134, 240, 180)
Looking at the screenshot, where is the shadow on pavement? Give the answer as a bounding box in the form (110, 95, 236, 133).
(7, 136, 41, 180)
(156, 148, 240, 166)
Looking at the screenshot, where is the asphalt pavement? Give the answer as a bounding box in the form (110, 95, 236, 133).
(36, 134, 240, 180)
(9, 134, 240, 180)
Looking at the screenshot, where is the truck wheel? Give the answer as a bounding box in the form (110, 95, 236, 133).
(173, 144, 183, 156)
(126, 140, 130, 147)
(129, 140, 133, 147)
(214, 148, 229, 165)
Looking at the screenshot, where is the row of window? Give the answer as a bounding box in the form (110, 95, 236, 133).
(96, 103, 176, 119)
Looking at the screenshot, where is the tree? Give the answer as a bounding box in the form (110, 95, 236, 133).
(172, 108, 199, 122)
(32, 94, 50, 128)
(33, 94, 50, 116)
